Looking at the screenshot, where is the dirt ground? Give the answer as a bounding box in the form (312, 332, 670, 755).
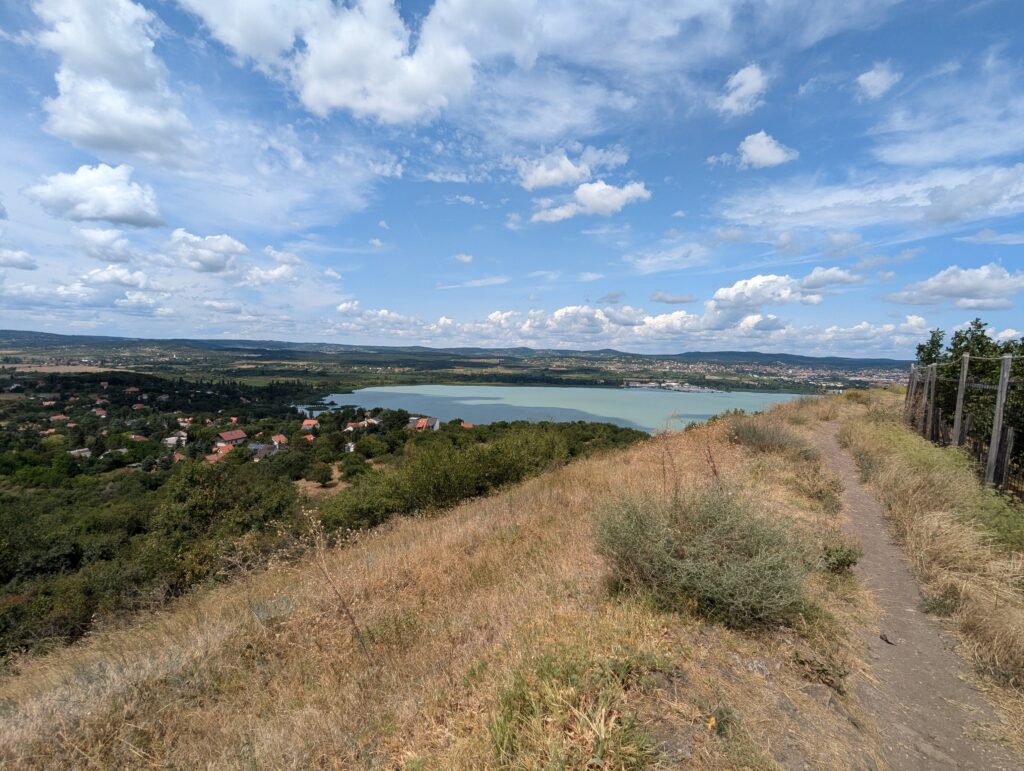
(294, 463, 350, 498)
(811, 421, 1020, 770)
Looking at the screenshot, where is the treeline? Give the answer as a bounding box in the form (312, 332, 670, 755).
(0, 413, 644, 657)
(914, 319, 1023, 455)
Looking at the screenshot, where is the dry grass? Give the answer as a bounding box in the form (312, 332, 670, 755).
(837, 394, 1024, 750)
(0, 417, 878, 769)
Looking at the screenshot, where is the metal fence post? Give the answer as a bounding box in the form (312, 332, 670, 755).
(952, 353, 969, 446)
(985, 354, 1013, 484)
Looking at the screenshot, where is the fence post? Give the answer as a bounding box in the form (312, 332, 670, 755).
(984, 354, 1013, 484)
(918, 364, 932, 435)
(997, 427, 1016, 488)
(904, 366, 917, 422)
(952, 353, 969, 446)
(925, 363, 938, 440)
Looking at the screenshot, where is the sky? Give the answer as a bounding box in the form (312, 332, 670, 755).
(0, 0, 1022, 357)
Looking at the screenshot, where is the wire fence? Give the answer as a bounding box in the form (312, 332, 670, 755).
(903, 353, 1024, 499)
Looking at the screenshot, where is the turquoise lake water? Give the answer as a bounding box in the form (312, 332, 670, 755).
(325, 385, 803, 433)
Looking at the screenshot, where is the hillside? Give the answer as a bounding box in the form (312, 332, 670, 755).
(1, 394, 1021, 768)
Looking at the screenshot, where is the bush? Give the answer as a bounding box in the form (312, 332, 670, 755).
(597, 488, 810, 629)
(729, 416, 818, 461)
(820, 537, 862, 573)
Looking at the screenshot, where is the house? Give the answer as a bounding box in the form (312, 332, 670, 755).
(92, 408, 107, 418)
(161, 430, 188, 449)
(50, 414, 69, 422)
(408, 416, 441, 431)
(302, 418, 320, 431)
(178, 416, 193, 428)
(216, 429, 248, 447)
(68, 448, 92, 459)
(128, 434, 149, 442)
(271, 434, 288, 447)
(125, 386, 140, 394)
(460, 422, 475, 429)
(172, 452, 188, 463)
(247, 442, 276, 461)
(132, 403, 147, 411)
(303, 433, 316, 442)
(344, 442, 356, 453)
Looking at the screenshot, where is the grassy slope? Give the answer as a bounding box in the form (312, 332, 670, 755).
(0, 401, 879, 769)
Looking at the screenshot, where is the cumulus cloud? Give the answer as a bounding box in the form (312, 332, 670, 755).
(715, 64, 768, 116)
(518, 145, 628, 190)
(0, 248, 39, 270)
(856, 62, 901, 100)
(242, 263, 296, 287)
(75, 227, 135, 262)
(737, 131, 799, 168)
(26, 164, 162, 226)
(532, 180, 650, 223)
(887, 263, 1024, 309)
(82, 264, 150, 289)
(801, 266, 863, 289)
(167, 227, 248, 273)
(34, 0, 195, 163)
(453, 253, 474, 263)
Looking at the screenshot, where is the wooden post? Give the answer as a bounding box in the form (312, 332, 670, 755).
(925, 363, 938, 440)
(952, 353, 969, 446)
(918, 364, 932, 435)
(997, 427, 1016, 488)
(985, 354, 1013, 484)
(904, 367, 917, 422)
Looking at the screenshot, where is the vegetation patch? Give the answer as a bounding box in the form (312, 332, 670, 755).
(490, 643, 661, 769)
(728, 415, 819, 461)
(819, 536, 862, 574)
(597, 487, 811, 629)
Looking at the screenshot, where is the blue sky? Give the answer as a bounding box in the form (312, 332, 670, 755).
(0, 0, 1022, 356)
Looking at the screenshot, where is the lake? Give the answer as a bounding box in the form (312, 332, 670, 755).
(323, 385, 803, 433)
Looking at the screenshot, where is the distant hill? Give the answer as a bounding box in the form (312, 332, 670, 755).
(0, 329, 911, 369)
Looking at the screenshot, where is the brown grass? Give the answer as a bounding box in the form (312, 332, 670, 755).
(0, 417, 878, 769)
(837, 392, 1024, 750)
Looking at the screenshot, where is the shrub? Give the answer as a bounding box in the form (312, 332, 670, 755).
(729, 416, 818, 462)
(597, 487, 810, 629)
(820, 537, 862, 573)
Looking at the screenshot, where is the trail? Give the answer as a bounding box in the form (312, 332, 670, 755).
(809, 422, 1018, 770)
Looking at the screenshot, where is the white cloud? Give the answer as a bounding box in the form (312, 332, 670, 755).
(167, 227, 248, 273)
(264, 246, 302, 265)
(887, 263, 1024, 309)
(578, 272, 604, 282)
(324, 268, 342, 280)
(957, 228, 1024, 245)
(453, 253, 474, 263)
(369, 238, 383, 248)
(82, 264, 150, 289)
(722, 163, 1024, 229)
(737, 131, 799, 168)
(518, 145, 628, 190)
(26, 164, 162, 226)
(242, 263, 296, 287)
(0, 248, 38, 270)
(624, 242, 708, 274)
(801, 266, 863, 289)
(34, 0, 195, 163)
(378, 219, 389, 229)
(75, 227, 135, 262)
(715, 64, 767, 116)
(856, 62, 901, 100)
(532, 180, 650, 223)
(712, 274, 822, 309)
(437, 275, 509, 289)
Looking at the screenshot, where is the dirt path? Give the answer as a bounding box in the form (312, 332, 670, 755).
(810, 422, 1019, 770)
